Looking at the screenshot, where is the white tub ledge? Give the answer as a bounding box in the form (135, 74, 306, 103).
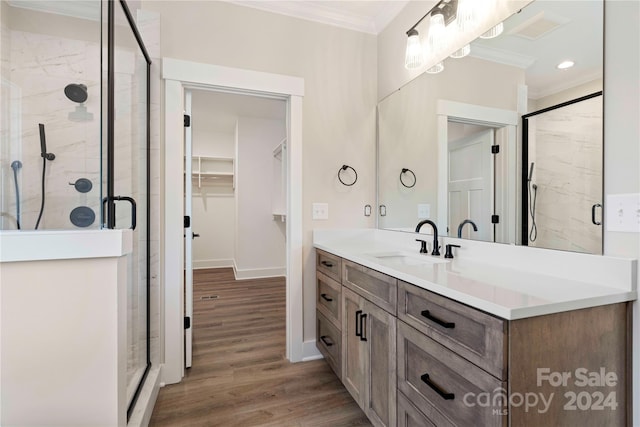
(0, 229, 133, 262)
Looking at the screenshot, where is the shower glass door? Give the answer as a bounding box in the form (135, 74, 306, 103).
(108, 0, 151, 419)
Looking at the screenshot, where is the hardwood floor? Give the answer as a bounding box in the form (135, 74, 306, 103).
(149, 268, 370, 427)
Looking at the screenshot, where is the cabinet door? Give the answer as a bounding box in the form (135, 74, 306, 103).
(363, 299, 397, 427)
(342, 287, 368, 407)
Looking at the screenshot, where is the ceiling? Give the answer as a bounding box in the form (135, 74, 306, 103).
(192, 90, 286, 134)
(472, 1, 603, 99)
(226, 0, 409, 34)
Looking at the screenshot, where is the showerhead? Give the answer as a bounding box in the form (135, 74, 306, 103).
(64, 83, 88, 103)
(528, 162, 535, 182)
(11, 160, 22, 171)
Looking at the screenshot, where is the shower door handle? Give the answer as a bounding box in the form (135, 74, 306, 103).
(592, 204, 602, 225)
(102, 196, 137, 230)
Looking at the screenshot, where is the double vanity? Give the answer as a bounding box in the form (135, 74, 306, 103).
(313, 229, 636, 426)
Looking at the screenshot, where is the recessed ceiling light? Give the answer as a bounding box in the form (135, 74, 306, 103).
(557, 60, 575, 70)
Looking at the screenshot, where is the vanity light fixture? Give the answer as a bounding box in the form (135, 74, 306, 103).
(557, 60, 575, 70)
(403, 0, 458, 70)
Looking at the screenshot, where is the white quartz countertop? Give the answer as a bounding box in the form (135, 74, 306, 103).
(314, 229, 637, 320)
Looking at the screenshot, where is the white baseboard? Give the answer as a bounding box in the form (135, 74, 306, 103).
(301, 339, 323, 361)
(127, 365, 161, 427)
(193, 259, 234, 269)
(233, 261, 286, 280)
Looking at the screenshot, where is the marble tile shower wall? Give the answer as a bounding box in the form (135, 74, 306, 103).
(529, 95, 603, 254)
(2, 28, 101, 230)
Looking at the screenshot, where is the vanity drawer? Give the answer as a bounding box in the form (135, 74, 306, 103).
(397, 322, 506, 427)
(316, 249, 342, 283)
(342, 259, 397, 315)
(316, 310, 342, 379)
(398, 281, 507, 379)
(316, 272, 341, 328)
(398, 392, 439, 427)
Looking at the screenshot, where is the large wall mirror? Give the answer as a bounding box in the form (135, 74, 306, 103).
(377, 0, 603, 255)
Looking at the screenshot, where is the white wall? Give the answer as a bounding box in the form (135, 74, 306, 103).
(235, 117, 286, 277)
(603, 2, 640, 424)
(191, 102, 236, 269)
(144, 0, 377, 341)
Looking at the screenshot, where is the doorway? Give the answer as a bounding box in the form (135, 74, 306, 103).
(184, 89, 287, 367)
(162, 58, 305, 385)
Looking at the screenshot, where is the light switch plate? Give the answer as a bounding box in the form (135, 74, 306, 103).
(606, 193, 640, 232)
(312, 203, 329, 220)
(418, 203, 431, 219)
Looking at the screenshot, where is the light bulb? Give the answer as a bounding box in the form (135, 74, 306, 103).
(450, 44, 471, 59)
(426, 62, 444, 74)
(480, 22, 504, 39)
(428, 12, 446, 54)
(404, 29, 424, 70)
(557, 60, 575, 70)
(456, 0, 477, 33)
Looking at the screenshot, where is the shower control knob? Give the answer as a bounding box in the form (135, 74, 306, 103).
(69, 178, 93, 193)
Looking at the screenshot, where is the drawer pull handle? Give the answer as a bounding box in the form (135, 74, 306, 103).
(360, 313, 368, 342)
(321, 260, 334, 268)
(320, 335, 333, 347)
(355, 310, 363, 337)
(421, 373, 455, 400)
(321, 293, 333, 302)
(421, 310, 455, 329)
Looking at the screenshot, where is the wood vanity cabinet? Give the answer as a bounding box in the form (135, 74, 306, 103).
(315, 250, 629, 427)
(342, 286, 397, 427)
(316, 258, 342, 379)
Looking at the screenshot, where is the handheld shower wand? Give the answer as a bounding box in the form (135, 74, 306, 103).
(35, 124, 55, 229)
(11, 160, 22, 229)
(39, 123, 55, 161)
(528, 162, 537, 242)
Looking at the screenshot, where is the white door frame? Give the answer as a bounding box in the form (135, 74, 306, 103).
(161, 58, 305, 385)
(437, 100, 518, 244)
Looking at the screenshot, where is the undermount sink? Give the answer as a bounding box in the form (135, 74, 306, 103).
(367, 251, 449, 267)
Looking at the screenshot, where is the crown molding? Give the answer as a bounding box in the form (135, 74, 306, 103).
(469, 43, 536, 69)
(528, 69, 603, 100)
(226, 0, 407, 34)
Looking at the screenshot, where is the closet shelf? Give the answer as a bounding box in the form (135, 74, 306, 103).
(191, 155, 235, 189)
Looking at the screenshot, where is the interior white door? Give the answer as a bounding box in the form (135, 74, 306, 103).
(448, 129, 494, 241)
(184, 90, 193, 368)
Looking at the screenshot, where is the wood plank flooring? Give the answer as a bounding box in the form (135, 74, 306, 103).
(149, 268, 370, 427)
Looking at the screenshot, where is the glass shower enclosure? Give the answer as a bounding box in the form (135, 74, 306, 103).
(0, 0, 151, 419)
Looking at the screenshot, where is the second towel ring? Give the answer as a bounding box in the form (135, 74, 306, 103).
(400, 168, 416, 188)
(338, 165, 358, 186)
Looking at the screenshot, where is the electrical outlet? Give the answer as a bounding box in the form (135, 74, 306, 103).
(418, 203, 430, 219)
(606, 193, 640, 232)
(312, 203, 329, 220)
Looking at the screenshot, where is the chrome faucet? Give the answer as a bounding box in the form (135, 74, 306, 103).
(415, 219, 440, 256)
(457, 219, 478, 238)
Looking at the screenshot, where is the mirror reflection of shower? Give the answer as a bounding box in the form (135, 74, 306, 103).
(528, 162, 537, 242)
(10, 161, 22, 229)
(64, 83, 94, 121)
